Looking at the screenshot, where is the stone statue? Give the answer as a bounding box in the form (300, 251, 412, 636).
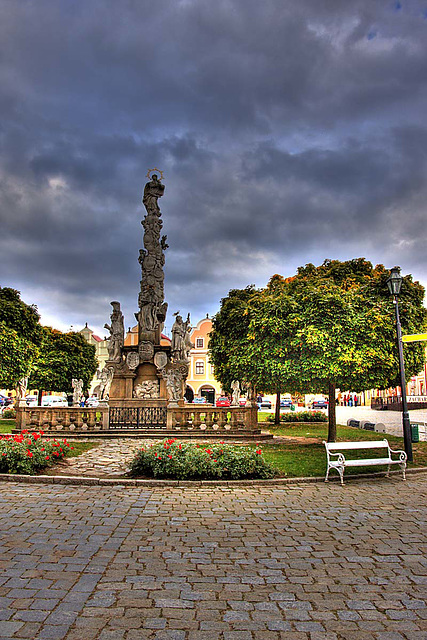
(104, 301, 124, 362)
(72, 378, 83, 405)
(171, 313, 191, 362)
(184, 322, 194, 362)
(162, 367, 183, 403)
(16, 377, 28, 402)
(142, 173, 165, 216)
(231, 380, 240, 406)
(97, 366, 114, 400)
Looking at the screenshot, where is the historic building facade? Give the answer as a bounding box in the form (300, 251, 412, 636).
(185, 315, 223, 404)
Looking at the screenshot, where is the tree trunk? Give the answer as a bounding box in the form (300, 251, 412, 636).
(37, 389, 43, 406)
(274, 391, 281, 425)
(327, 380, 337, 442)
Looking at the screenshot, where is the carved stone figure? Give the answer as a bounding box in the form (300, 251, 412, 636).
(16, 377, 28, 402)
(134, 380, 160, 399)
(97, 366, 114, 400)
(104, 301, 124, 362)
(231, 380, 240, 406)
(161, 367, 183, 403)
(142, 173, 165, 215)
(171, 313, 191, 362)
(72, 378, 83, 405)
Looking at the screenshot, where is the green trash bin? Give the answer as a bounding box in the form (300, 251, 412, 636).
(290, 404, 295, 411)
(411, 424, 419, 443)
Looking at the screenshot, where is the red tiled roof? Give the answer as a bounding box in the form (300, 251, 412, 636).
(92, 334, 102, 342)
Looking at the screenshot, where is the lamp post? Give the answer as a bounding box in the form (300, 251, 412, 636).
(386, 267, 413, 462)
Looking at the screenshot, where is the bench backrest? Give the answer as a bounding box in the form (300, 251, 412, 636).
(324, 439, 390, 451)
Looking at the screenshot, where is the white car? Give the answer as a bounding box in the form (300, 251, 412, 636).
(41, 396, 68, 407)
(25, 395, 38, 406)
(85, 397, 99, 407)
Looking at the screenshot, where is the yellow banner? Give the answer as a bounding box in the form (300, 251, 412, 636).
(402, 333, 427, 343)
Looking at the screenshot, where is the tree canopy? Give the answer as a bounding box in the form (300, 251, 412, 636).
(0, 287, 43, 388)
(29, 328, 98, 395)
(209, 259, 427, 441)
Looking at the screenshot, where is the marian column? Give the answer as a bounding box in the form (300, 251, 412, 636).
(137, 171, 168, 358)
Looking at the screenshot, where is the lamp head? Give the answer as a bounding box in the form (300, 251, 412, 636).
(386, 266, 403, 296)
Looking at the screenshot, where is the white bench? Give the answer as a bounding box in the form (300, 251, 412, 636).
(323, 439, 407, 485)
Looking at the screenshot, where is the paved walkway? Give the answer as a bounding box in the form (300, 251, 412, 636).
(1, 476, 426, 639)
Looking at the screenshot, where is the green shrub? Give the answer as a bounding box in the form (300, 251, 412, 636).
(267, 410, 327, 423)
(0, 430, 73, 474)
(2, 408, 16, 419)
(128, 439, 277, 480)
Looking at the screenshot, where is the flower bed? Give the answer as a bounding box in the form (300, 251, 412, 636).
(267, 410, 327, 423)
(129, 439, 277, 480)
(0, 430, 73, 474)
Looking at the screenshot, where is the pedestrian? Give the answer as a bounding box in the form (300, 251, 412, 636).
(349, 394, 353, 407)
(354, 395, 358, 407)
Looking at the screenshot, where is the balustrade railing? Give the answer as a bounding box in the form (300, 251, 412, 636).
(16, 406, 109, 431)
(167, 405, 258, 433)
(15, 403, 259, 434)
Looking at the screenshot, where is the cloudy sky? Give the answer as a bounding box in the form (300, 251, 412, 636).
(1, 0, 426, 338)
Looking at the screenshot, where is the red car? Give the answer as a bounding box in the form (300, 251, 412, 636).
(216, 396, 231, 407)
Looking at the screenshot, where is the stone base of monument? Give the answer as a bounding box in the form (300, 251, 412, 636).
(15, 404, 267, 439)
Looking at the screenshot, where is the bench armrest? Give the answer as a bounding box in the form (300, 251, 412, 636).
(328, 451, 346, 464)
(389, 448, 407, 462)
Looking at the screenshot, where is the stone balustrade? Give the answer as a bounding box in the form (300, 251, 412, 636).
(15, 403, 259, 436)
(16, 406, 109, 432)
(167, 404, 259, 433)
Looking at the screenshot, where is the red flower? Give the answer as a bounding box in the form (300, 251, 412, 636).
(27, 450, 33, 458)
(256, 450, 262, 455)
(45, 456, 50, 460)
(168, 455, 172, 459)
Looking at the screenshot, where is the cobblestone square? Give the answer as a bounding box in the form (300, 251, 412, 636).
(0, 476, 426, 639)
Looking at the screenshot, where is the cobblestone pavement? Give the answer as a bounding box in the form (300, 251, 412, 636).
(57, 439, 154, 477)
(1, 476, 426, 640)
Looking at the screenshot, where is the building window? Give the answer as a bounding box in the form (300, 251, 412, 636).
(196, 338, 204, 348)
(195, 361, 205, 375)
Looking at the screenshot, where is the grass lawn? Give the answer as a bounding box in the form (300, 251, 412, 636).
(0, 419, 15, 434)
(260, 422, 427, 478)
(66, 442, 99, 457)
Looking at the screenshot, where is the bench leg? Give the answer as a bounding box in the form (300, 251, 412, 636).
(400, 463, 406, 481)
(338, 466, 344, 486)
(386, 464, 391, 478)
(325, 466, 330, 482)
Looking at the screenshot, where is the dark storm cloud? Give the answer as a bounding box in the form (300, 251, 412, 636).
(0, 0, 426, 334)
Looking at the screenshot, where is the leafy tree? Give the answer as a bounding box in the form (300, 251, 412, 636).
(0, 288, 43, 388)
(210, 259, 427, 440)
(0, 325, 39, 389)
(29, 328, 98, 398)
(209, 284, 294, 423)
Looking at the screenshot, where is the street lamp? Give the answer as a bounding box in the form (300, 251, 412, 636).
(386, 267, 413, 462)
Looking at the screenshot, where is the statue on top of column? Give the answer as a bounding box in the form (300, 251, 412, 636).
(143, 172, 165, 216)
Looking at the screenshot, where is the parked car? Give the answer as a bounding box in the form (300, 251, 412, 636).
(280, 398, 292, 408)
(25, 395, 38, 406)
(0, 394, 13, 406)
(238, 398, 246, 407)
(41, 395, 68, 407)
(258, 398, 272, 409)
(192, 397, 207, 404)
(310, 396, 329, 410)
(216, 396, 231, 407)
(85, 396, 99, 408)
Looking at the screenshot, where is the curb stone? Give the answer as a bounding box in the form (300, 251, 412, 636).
(0, 466, 426, 487)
